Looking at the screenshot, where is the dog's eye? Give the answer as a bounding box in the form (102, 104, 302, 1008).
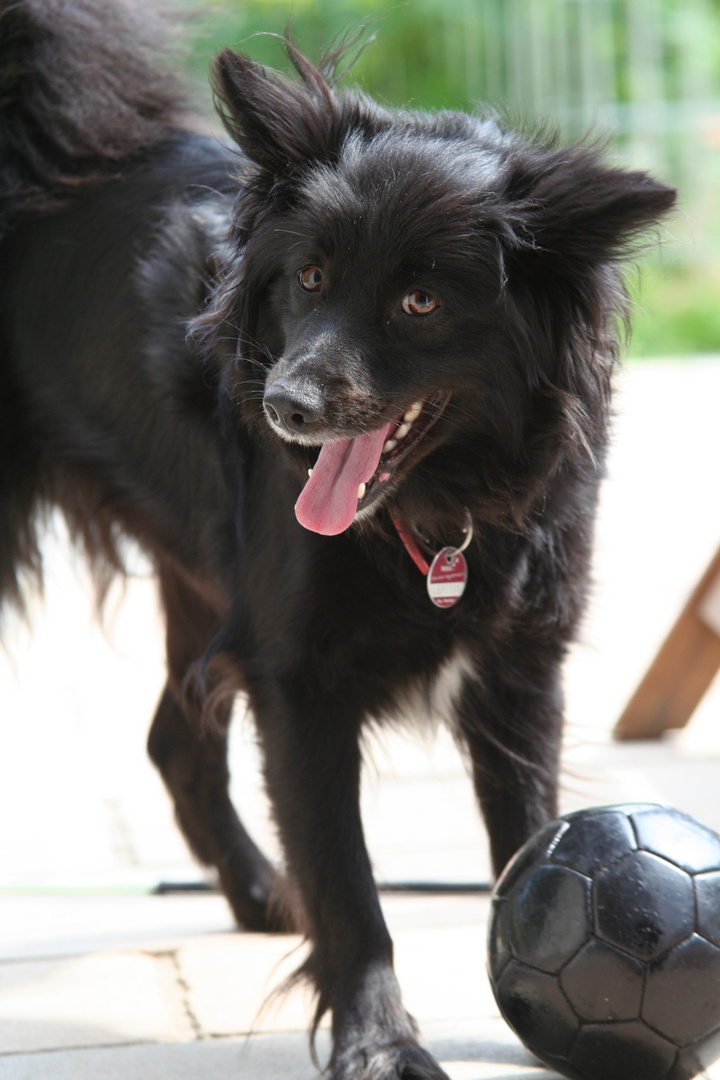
(298, 266, 323, 292)
(402, 290, 438, 316)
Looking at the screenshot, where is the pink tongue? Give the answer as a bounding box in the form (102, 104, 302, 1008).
(295, 420, 395, 535)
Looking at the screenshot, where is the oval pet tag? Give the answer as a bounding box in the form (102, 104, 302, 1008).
(427, 547, 468, 609)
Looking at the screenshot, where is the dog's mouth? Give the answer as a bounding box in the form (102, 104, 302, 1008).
(295, 393, 449, 535)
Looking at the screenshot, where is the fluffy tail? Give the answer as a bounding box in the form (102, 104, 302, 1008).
(0, 0, 187, 234)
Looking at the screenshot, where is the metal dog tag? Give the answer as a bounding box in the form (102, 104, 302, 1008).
(427, 547, 468, 608)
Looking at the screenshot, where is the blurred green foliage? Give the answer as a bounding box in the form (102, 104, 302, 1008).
(182, 0, 720, 359)
(628, 264, 720, 358)
(183, 1, 493, 109)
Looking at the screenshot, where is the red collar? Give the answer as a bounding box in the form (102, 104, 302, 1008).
(392, 515, 430, 575)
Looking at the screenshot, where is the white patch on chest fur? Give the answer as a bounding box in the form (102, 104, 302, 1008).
(388, 645, 479, 729)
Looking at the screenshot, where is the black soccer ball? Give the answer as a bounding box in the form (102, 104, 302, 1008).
(488, 804, 720, 1080)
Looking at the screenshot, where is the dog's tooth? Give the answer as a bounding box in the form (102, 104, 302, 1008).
(403, 400, 423, 423)
(395, 422, 412, 440)
(308, 468, 313, 477)
(357, 482, 366, 501)
(383, 438, 398, 453)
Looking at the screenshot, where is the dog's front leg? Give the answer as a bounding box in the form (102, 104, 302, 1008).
(455, 642, 565, 879)
(252, 681, 449, 1080)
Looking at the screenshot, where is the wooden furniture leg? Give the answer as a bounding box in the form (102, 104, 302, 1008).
(614, 544, 720, 740)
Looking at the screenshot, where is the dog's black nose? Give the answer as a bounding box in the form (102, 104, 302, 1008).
(263, 380, 324, 435)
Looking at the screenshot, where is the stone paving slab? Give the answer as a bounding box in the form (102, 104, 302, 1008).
(0, 894, 234, 962)
(5, 1021, 720, 1080)
(0, 1024, 557, 1080)
(0, 892, 488, 963)
(176, 900, 491, 1037)
(0, 896, 492, 1048)
(0, 951, 193, 1055)
(178, 931, 316, 1036)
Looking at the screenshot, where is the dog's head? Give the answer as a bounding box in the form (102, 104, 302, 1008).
(206, 45, 675, 537)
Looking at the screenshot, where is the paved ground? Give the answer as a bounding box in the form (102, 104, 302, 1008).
(1, 358, 720, 1078)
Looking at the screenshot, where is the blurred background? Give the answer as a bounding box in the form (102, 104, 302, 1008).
(183, 0, 720, 358)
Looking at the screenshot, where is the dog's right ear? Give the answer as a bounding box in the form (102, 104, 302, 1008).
(211, 48, 345, 177)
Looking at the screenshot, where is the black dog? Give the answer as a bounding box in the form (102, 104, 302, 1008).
(0, 1, 674, 1076)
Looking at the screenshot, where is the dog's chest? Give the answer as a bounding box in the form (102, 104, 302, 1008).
(387, 645, 478, 729)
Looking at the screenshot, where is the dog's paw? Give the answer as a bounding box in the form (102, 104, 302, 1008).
(331, 1040, 450, 1080)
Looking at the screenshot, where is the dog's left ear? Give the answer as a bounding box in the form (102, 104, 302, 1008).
(211, 47, 359, 178)
(502, 143, 676, 271)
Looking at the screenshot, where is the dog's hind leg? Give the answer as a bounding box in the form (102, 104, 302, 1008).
(147, 565, 283, 931)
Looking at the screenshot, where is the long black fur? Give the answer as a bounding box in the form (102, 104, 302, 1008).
(0, 2, 675, 1077)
